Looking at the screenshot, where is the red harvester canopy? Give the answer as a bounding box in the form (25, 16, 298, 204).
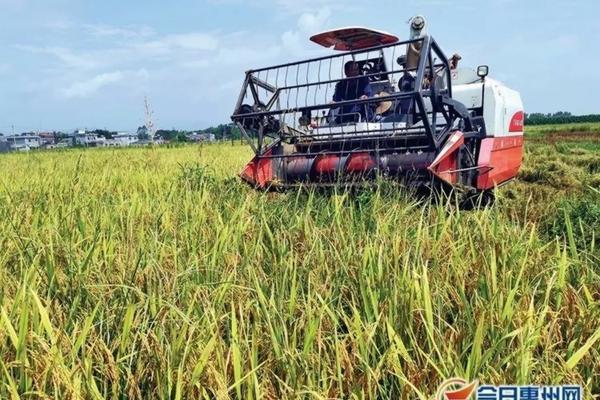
(310, 27, 399, 51)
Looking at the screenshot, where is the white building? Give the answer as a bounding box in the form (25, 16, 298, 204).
(187, 132, 216, 142)
(74, 133, 107, 147)
(110, 132, 138, 147)
(6, 135, 42, 151)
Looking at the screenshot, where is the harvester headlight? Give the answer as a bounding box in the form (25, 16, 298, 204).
(477, 65, 489, 78)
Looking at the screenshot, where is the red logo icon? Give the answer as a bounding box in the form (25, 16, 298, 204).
(436, 378, 478, 400)
(509, 111, 524, 132)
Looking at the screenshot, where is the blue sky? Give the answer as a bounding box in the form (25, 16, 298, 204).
(0, 0, 598, 132)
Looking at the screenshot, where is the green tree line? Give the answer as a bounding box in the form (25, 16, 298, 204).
(525, 112, 600, 125)
(151, 124, 242, 142)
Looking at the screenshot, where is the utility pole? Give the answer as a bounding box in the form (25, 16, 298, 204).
(144, 97, 156, 143)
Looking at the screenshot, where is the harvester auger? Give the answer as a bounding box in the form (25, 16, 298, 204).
(231, 16, 524, 201)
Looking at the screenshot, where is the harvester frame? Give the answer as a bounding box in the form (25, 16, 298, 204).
(231, 20, 523, 195)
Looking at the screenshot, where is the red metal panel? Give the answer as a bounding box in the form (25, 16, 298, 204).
(240, 150, 274, 189)
(477, 136, 524, 189)
(345, 153, 376, 174)
(428, 131, 464, 185)
(435, 152, 459, 184)
(313, 154, 341, 175)
(310, 27, 399, 51)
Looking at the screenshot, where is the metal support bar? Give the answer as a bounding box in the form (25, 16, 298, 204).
(443, 165, 493, 174)
(250, 76, 277, 93)
(236, 122, 258, 154)
(267, 64, 446, 93)
(232, 91, 419, 119)
(248, 37, 426, 74)
(234, 73, 251, 113)
(254, 146, 432, 159)
(248, 80, 260, 104)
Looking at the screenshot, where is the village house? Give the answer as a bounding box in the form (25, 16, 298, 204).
(109, 132, 138, 147)
(38, 132, 58, 146)
(5, 135, 42, 151)
(72, 130, 107, 147)
(187, 132, 216, 142)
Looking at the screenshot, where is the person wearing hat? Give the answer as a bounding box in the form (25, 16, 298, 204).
(373, 92, 393, 120)
(396, 55, 416, 117)
(332, 61, 373, 123)
(449, 53, 462, 70)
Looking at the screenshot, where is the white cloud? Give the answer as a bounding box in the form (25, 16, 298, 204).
(43, 17, 74, 30)
(15, 45, 100, 69)
(137, 32, 219, 55)
(281, 30, 301, 52)
(84, 23, 154, 39)
(180, 59, 211, 69)
(297, 8, 332, 33)
(282, 8, 331, 52)
(60, 71, 125, 98)
(10, 12, 329, 125)
(274, 0, 340, 14)
(15, 29, 221, 73)
(207, 0, 345, 14)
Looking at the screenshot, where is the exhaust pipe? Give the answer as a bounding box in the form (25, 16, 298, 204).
(406, 15, 427, 70)
(409, 15, 427, 38)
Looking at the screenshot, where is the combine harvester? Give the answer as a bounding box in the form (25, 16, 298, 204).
(231, 16, 524, 203)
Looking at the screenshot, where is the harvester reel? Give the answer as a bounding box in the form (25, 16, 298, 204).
(237, 103, 280, 135)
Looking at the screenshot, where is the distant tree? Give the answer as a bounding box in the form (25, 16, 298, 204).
(200, 123, 239, 140)
(230, 124, 241, 140)
(137, 126, 149, 140)
(554, 111, 568, 117)
(156, 129, 186, 142)
(137, 122, 248, 143)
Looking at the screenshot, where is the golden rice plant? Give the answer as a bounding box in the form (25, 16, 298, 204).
(0, 131, 598, 399)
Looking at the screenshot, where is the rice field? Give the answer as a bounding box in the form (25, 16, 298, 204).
(0, 124, 599, 399)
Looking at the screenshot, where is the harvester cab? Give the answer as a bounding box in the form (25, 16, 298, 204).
(231, 16, 524, 198)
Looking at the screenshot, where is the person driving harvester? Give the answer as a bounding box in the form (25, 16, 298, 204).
(332, 61, 373, 123)
(378, 55, 416, 123)
(390, 53, 460, 123)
